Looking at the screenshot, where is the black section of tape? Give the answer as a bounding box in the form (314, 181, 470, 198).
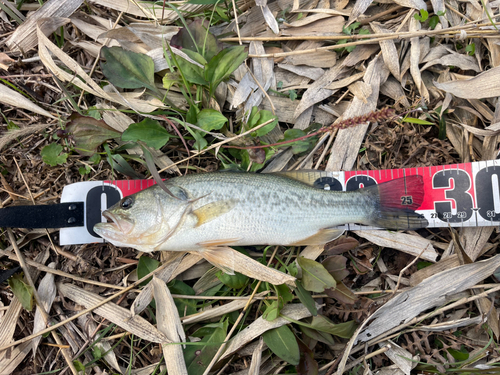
(0, 202, 84, 228)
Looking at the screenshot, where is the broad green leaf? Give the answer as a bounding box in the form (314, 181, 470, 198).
(176, 56, 208, 86)
(8, 274, 34, 311)
(310, 315, 357, 338)
(294, 280, 317, 316)
(429, 15, 440, 29)
(187, 105, 199, 124)
(262, 300, 280, 321)
(41, 143, 68, 167)
(137, 256, 160, 279)
(282, 129, 315, 154)
(122, 119, 170, 150)
(216, 270, 248, 289)
(137, 256, 159, 286)
(263, 325, 300, 365)
(246, 106, 261, 129)
(250, 109, 278, 137)
(185, 319, 228, 375)
(66, 113, 121, 156)
(298, 257, 336, 293)
(170, 19, 221, 61)
(196, 108, 227, 131)
(206, 46, 247, 93)
(403, 117, 434, 125)
(168, 279, 197, 316)
(100, 46, 158, 93)
(264, 283, 294, 321)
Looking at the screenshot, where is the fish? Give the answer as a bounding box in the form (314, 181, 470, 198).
(94, 172, 427, 282)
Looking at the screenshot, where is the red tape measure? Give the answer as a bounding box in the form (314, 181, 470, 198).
(57, 160, 500, 246)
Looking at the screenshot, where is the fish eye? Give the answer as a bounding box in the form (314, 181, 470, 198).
(120, 197, 134, 209)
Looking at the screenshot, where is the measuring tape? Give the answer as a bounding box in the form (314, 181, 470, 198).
(48, 159, 500, 245)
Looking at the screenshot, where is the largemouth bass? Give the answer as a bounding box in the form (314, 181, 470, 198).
(94, 172, 427, 258)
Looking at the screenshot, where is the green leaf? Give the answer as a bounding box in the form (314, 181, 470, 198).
(251, 109, 278, 137)
(403, 117, 434, 125)
(137, 256, 160, 285)
(216, 270, 248, 289)
(176, 56, 208, 86)
(192, 130, 208, 151)
(466, 43, 476, 56)
(297, 257, 336, 293)
(294, 280, 317, 316)
(281, 129, 315, 154)
(262, 300, 280, 321)
(414, 9, 429, 22)
(310, 315, 357, 338)
(121, 118, 171, 150)
(66, 113, 121, 156)
(100, 46, 158, 94)
(8, 274, 34, 311)
(264, 283, 294, 321)
(185, 319, 228, 375)
(206, 46, 248, 94)
(197, 109, 227, 131)
(168, 279, 197, 316)
(263, 325, 300, 365)
(447, 348, 469, 361)
(41, 143, 68, 167)
(170, 19, 222, 61)
(429, 15, 440, 29)
(73, 360, 85, 372)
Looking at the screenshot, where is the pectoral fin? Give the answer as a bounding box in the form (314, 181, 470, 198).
(192, 199, 236, 227)
(197, 247, 296, 286)
(290, 228, 345, 246)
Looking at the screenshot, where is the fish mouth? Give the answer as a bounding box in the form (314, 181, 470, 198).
(95, 211, 134, 235)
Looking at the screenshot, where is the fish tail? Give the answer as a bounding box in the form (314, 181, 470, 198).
(363, 175, 428, 230)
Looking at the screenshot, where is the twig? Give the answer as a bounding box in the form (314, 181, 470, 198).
(392, 244, 429, 296)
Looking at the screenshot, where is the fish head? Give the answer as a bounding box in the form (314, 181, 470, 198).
(94, 185, 191, 252)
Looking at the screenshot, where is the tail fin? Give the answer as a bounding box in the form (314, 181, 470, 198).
(363, 175, 428, 230)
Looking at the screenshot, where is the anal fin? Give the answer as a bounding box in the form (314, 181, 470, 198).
(290, 228, 344, 246)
